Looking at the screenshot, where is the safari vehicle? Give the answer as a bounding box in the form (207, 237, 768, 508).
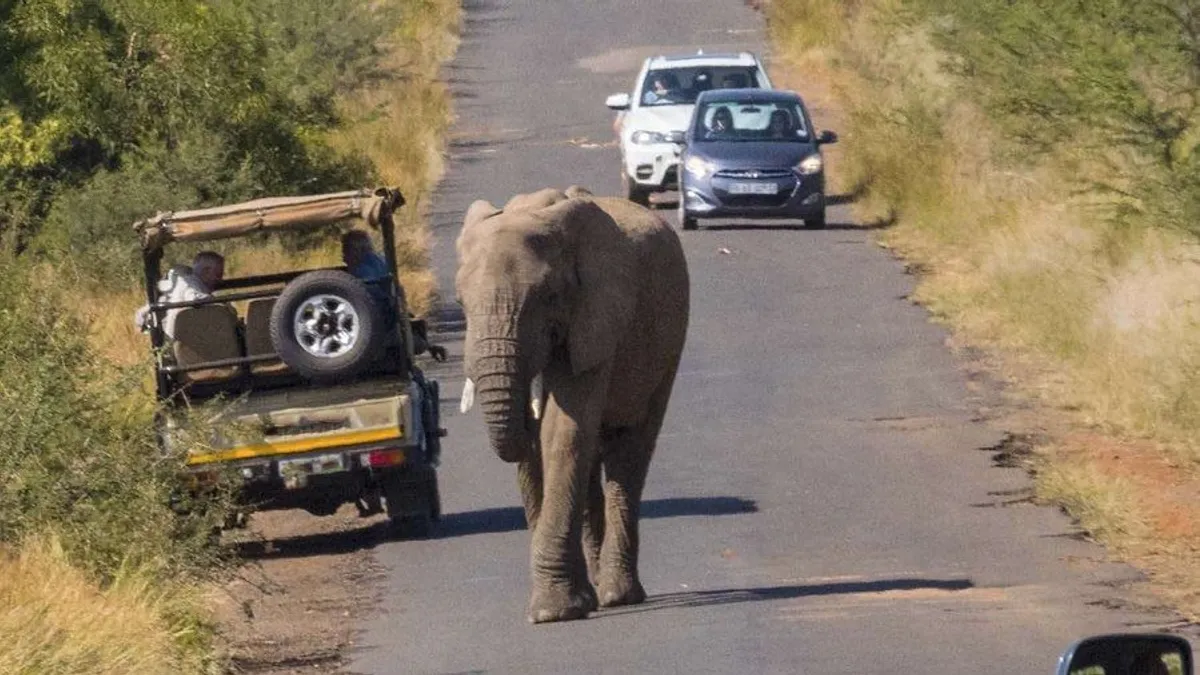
(135, 188, 444, 536)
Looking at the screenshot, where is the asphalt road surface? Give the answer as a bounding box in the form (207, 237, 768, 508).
(351, 1, 1175, 673)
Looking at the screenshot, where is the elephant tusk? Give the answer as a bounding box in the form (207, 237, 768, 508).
(460, 378, 476, 414)
(530, 373, 544, 421)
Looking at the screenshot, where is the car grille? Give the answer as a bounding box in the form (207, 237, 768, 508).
(719, 193, 792, 208)
(714, 169, 794, 179)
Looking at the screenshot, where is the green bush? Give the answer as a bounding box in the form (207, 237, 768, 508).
(917, 0, 1200, 235)
(1, 0, 388, 277)
(0, 254, 227, 581)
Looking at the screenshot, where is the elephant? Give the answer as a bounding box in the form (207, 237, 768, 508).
(455, 185, 689, 623)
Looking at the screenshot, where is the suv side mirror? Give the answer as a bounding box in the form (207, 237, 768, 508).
(664, 130, 686, 145)
(606, 93, 631, 111)
(817, 130, 838, 145)
(1057, 634, 1193, 675)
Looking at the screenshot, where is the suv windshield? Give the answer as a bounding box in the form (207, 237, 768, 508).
(640, 67, 761, 107)
(692, 100, 811, 142)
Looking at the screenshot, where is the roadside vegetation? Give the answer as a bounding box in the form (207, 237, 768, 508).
(0, 0, 460, 671)
(765, 0, 1200, 618)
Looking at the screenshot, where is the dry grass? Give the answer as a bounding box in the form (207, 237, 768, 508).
(766, 0, 1200, 617)
(325, 0, 461, 316)
(0, 538, 214, 675)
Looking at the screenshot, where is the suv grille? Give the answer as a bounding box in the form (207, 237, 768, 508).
(715, 169, 793, 179)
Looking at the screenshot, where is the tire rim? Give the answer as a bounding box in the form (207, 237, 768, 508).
(293, 294, 360, 358)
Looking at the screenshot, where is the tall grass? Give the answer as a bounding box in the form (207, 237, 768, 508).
(768, 0, 1200, 452)
(766, 0, 1200, 617)
(0, 539, 216, 675)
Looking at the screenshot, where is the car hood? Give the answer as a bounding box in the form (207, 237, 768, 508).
(624, 105, 695, 134)
(690, 141, 817, 169)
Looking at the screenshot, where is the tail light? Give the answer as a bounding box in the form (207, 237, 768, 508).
(366, 448, 406, 468)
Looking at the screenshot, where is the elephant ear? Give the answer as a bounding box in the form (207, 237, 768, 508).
(456, 200, 501, 299)
(551, 198, 637, 375)
(462, 199, 501, 231)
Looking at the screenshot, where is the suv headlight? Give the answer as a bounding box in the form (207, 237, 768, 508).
(796, 155, 823, 175)
(684, 156, 715, 178)
(631, 130, 668, 145)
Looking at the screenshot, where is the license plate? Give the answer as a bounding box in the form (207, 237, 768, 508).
(728, 181, 777, 195)
(279, 453, 346, 488)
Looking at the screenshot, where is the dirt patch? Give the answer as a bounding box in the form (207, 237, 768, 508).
(208, 507, 391, 674)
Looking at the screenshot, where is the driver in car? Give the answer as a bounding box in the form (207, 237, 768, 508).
(642, 73, 677, 105)
(341, 230, 447, 362)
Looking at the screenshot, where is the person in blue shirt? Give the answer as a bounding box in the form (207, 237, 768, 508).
(341, 230, 446, 362)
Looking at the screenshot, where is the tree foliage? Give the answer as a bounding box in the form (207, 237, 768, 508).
(919, 0, 1200, 232)
(0, 0, 390, 275)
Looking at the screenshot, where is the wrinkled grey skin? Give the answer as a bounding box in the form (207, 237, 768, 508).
(455, 186, 690, 623)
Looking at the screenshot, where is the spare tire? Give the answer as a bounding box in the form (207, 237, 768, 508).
(269, 270, 383, 381)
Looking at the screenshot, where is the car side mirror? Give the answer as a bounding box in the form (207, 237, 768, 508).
(606, 93, 631, 111)
(664, 130, 686, 145)
(817, 130, 838, 145)
(1057, 634, 1193, 675)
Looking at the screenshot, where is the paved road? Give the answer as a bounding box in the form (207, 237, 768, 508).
(351, 1, 1173, 673)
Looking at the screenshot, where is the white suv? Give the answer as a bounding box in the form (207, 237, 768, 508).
(606, 51, 772, 205)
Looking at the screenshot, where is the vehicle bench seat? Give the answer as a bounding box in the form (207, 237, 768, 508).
(171, 306, 242, 385)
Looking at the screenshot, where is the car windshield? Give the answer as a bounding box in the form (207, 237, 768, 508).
(639, 67, 761, 107)
(692, 100, 811, 142)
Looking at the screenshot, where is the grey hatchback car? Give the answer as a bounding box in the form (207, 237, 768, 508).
(675, 89, 837, 230)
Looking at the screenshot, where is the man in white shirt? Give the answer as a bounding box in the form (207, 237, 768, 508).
(135, 251, 225, 339)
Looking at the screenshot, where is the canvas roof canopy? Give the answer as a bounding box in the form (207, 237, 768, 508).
(134, 188, 404, 251)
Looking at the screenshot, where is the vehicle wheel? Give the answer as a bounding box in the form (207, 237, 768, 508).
(804, 208, 827, 230)
(428, 475, 442, 523)
(622, 172, 651, 207)
(269, 270, 382, 381)
(679, 208, 698, 231)
(383, 466, 437, 539)
(677, 186, 698, 230)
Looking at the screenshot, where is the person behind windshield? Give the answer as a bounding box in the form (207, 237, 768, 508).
(341, 230, 446, 362)
(721, 73, 749, 89)
(134, 250, 225, 339)
(767, 109, 795, 139)
(707, 106, 734, 137)
(642, 73, 677, 105)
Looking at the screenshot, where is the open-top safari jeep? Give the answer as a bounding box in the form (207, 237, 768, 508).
(135, 188, 444, 537)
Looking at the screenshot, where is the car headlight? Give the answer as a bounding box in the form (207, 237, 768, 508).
(684, 156, 715, 178)
(796, 155, 824, 175)
(631, 130, 668, 145)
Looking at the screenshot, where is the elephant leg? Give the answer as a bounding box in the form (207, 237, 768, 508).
(596, 371, 676, 608)
(526, 369, 607, 624)
(582, 461, 605, 584)
(517, 452, 543, 530)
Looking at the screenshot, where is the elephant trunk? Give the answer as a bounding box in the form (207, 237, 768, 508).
(473, 337, 533, 463)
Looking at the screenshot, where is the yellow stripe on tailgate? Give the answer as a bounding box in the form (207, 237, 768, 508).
(187, 426, 404, 465)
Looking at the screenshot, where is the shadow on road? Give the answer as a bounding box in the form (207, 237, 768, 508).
(232, 496, 756, 560)
(438, 495, 758, 537)
(599, 577, 976, 617)
(701, 221, 870, 232)
(232, 521, 390, 561)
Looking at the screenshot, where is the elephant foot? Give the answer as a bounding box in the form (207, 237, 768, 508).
(527, 583, 596, 624)
(598, 575, 646, 608)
